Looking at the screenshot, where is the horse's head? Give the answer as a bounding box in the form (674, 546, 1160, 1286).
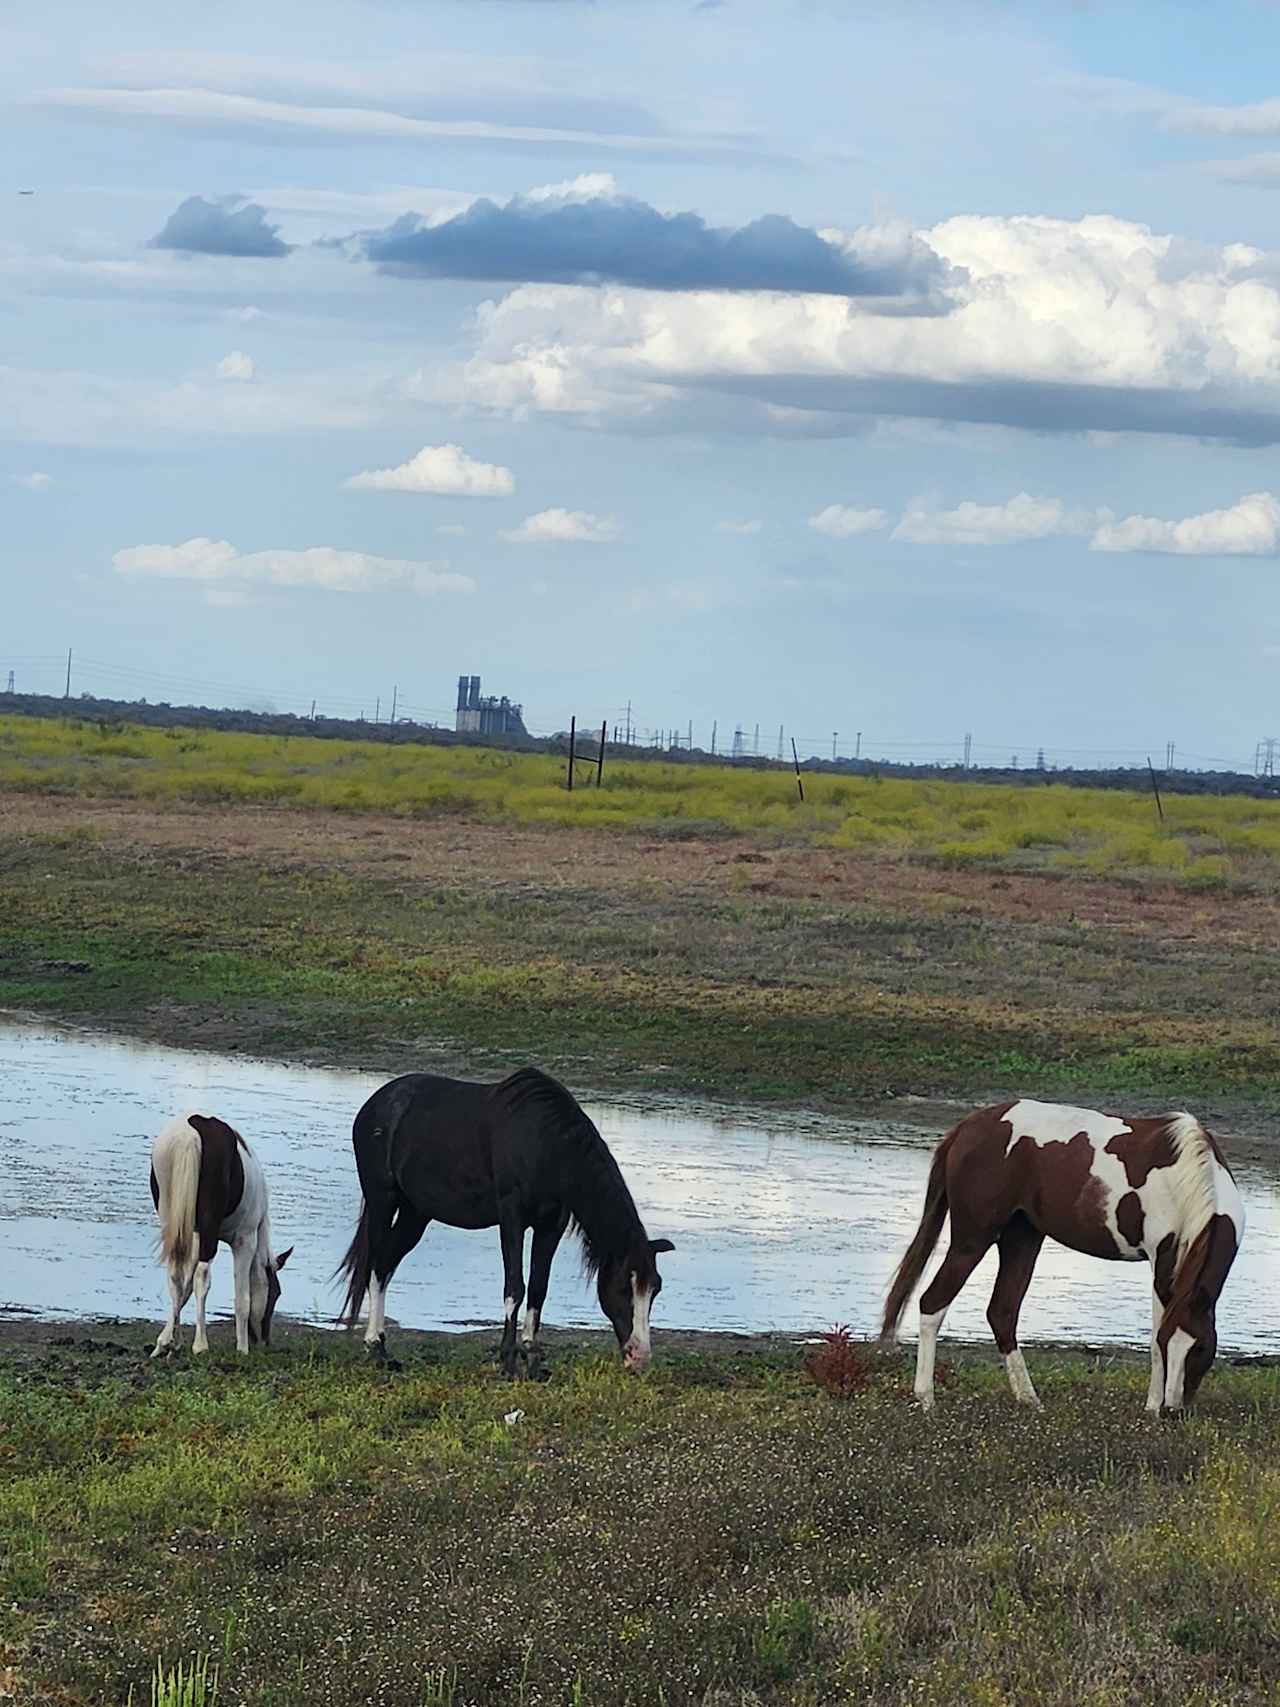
(597, 1238, 674, 1372)
(1157, 1212, 1240, 1410)
(258, 1245, 294, 1346)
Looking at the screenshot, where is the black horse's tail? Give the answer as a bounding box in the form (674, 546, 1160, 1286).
(335, 1199, 371, 1329)
(880, 1134, 952, 1345)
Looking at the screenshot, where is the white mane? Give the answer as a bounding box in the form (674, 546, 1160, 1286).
(1163, 1111, 1220, 1262)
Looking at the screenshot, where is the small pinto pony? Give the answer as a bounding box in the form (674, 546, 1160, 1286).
(338, 1066, 674, 1376)
(150, 1114, 293, 1357)
(882, 1098, 1244, 1413)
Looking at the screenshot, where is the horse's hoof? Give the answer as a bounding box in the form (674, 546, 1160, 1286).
(365, 1335, 388, 1362)
(524, 1346, 548, 1382)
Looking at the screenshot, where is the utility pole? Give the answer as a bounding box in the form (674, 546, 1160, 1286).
(777, 725, 784, 761)
(855, 731, 861, 761)
(375, 697, 380, 724)
(710, 720, 717, 756)
(309, 699, 316, 721)
(4, 670, 13, 694)
(1166, 740, 1175, 770)
(754, 722, 760, 756)
(390, 685, 398, 724)
(963, 731, 972, 770)
(64, 648, 72, 699)
(832, 731, 838, 761)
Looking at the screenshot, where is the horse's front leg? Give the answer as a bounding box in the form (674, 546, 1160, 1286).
(498, 1205, 526, 1380)
(231, 1237, 254, 1354)
(522, 1208, 570, 1381)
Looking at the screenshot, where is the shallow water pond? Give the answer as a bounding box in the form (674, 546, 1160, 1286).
(2, 1016, 1279, 1352)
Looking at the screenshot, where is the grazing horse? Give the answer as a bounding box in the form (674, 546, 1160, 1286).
(150, 1114, 293, 1357)
(881, 1099, 1244, 1413)
(337, 1067, 674, 1376)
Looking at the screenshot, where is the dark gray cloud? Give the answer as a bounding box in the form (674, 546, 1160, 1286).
(362, 193, 952, 298)
(693, 371, 1280, 446)
(149, 195, 291, 258)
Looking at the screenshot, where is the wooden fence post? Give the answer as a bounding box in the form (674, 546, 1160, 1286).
(567, 716, 576, 791)
(791, 737, 805, 803)
(597, 719, 607, 787)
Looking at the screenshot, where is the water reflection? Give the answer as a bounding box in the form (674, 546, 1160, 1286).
(2, 1017, 1278, 1351)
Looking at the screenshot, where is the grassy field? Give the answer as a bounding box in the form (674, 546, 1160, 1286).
(3, 1325, 1280, 1707)
(4, 713, 1280, 883)
(4, 795, 1280, 1120)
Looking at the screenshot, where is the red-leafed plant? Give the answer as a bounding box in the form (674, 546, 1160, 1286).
(804, 1324, 874, 1399)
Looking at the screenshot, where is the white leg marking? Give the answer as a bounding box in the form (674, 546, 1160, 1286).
(364, 1274, 387, 1345)
(191, 1260, 212, 1355)
(915, 1307, 946, 1411)
(1146, 1290, 1165, 1413)
(1164, 1326, 1196, 1410)
(248, 1258, 269, 1344)
(521, 1306, 540, 1345)
(231, 1239, 254, 1354)
(152, 1267, 186, 1357)
(1003, 1348, 1041, 1408)
(503, 1295, 518, 1323)
(623, 1277, 652, 1370)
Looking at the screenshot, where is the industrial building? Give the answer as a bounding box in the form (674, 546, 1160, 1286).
(455, 674, 529, 738)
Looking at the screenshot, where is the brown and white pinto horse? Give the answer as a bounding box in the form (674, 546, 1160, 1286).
(150, 1114, 293, 1357)
(882, 1099, 1244, 1413)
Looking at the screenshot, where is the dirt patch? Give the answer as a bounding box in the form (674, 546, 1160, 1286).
(8, 793, 1271, 945)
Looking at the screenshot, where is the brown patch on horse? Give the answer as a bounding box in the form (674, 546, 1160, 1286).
(1153, 1231, 1178, 1305)
(1104, 1119, 1176, 1188)
(1003, 1128, 1119, 1260)
(187, 1114, 246, 1263)
(1116, 1191, 1145, 1249)
(1166, 1213, 1239, 1320)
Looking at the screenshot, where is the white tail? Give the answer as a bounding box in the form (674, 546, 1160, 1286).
(152, 1117, 203, 1274)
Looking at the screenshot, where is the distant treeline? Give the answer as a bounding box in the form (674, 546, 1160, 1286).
(3, 689, 1277, 800)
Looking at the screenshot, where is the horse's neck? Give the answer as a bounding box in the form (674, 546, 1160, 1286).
(564, 1141, 642, 1259)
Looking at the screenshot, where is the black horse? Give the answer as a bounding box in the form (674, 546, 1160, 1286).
(337, 1067, 674, 1376)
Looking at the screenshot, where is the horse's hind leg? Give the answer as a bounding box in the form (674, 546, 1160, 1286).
(191, 1260, 213, 1355)
(366, 1199, 428, 1355)
(152, 1263, 191, 1357)
(987, 1215, 1045, 1407)
(915, 1237, 990, 1410)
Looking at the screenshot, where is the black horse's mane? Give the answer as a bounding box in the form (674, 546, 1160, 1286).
(493, 1066, 646, 1277)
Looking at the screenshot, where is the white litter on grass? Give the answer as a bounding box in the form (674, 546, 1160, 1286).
(504, 1409, 525, 1426)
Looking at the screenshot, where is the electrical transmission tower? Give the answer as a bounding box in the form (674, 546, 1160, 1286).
(1257, 737, 1278, 777)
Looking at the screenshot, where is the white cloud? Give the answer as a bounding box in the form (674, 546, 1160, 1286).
(1089, 491, 1280, 556)
(808, 504, 888, 538)
(447, 214, 1280, 443)
(3, 361, 390, 448)
(524, 172, 619, 204)
(345, 443, 515, 497)
(111, 536, 475, 594)
(892, 492, 1092, 546)
(500, 508, 620, 544)
(33, 87, 758, 161)
(16, 471, 52, 491)
(717, 518, 762, 535)
(1166, 98, 1280, 138)
(216, 350, 255, 381)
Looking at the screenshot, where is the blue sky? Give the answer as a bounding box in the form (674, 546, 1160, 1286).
(6, 0, 1280, 766)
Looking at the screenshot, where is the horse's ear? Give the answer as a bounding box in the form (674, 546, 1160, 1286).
(274, 1246, 294, 1271)
(650, 1238, 675, 1255)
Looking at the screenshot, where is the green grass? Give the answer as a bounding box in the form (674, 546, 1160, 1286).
(4, 811, 1280, 1113)
(4, 1329, 1280, 1705)
(4, 713, 1280, 882)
